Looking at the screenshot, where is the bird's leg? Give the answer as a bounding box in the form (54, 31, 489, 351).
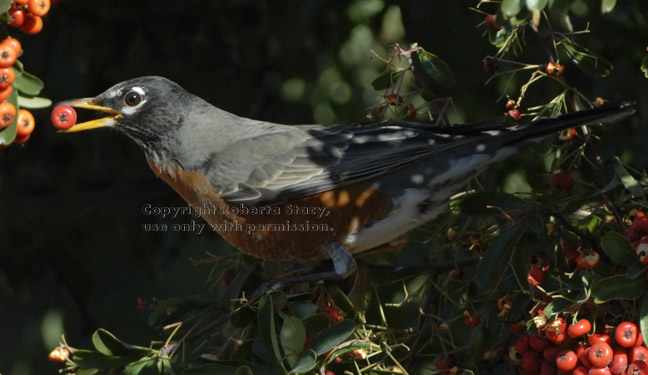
(326, 243, 357, 277)
(252, 244, 356, 296)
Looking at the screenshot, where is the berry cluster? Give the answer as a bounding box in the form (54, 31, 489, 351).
(510, 319, 647, 375)
(0, 37, 35, 143)
(8, 0, 50, 34)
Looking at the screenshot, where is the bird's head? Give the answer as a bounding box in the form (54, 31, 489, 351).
(57, 76, 190, 154)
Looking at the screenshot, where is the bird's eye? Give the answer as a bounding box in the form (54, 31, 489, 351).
(124, 91, 142, 106)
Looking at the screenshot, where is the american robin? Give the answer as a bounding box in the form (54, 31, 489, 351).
(58, 76, 634, 275)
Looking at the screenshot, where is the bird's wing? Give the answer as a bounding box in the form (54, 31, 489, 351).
(203, 120, 485, 205)
(202, 102, 635, 205)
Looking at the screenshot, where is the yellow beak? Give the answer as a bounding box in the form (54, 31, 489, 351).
(57, 98, 122, 133)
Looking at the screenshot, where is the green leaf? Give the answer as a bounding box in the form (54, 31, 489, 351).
(640, 294, 648, 349)
(561, 39, 613, 77)
(71, 349, 149, 370)
(325, 339, 381, 366)
(123, 356, 158, 375)
(91, 329, 153, 357)
(526, 0, 549, 11)
(476, 225, 524, 292)
(290, 350, 317, 374)
(0, 88, 18, 145)
(280, 316, 306, 367)
(0, 0, 12, 13)
(287, 302, 319, 320)
(641, 56, 648, 78)
(14, 70, 45, 97)
(329, 284, 356, 317)
(601, 0, 616, 13)
(601, 232, 638, 268)
(592, 275, 647, 303)
(614, 157, 643, 197)
(17, 95, 51, 109)
(501, 0, 522, 16)
(370, 70, 402, 91)
(312, 319, 355, 356)
(258, 294, 283, 363)
(411, 50, 456, 90)
(627, 262, 648, 280)
(549, 0, 573, 32)
(460, 192, 534, 216)
(490, 28, 510, 48)
(543, 296, 577, 316)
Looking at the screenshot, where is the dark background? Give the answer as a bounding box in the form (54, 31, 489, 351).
(1, 0, 647, 373)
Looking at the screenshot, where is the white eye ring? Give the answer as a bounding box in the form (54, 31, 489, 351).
(121, 86, 147, 114)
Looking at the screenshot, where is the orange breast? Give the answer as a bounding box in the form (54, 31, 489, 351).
(147, 159, 393, 261)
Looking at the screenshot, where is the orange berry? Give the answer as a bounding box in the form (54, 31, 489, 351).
(0, 44, 17, 68)
(0, 85, 13, 102)
(9, 8, 25, 27)
(27, 0, 50, 17)
(2, 38, 21, 56)
(0, 102, 16, 128)
(0, 68, 15, 89)
(16, 109, 34, 136)
(14, 0, 29, 5)
(21, 14, 43, 34)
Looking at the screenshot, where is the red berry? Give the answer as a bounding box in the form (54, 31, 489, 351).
(543, 346, 561, 361)
(627, 361, 648, 375)
(507, 108, 521, 120)
(529, 334, 551, 352)
(588, 367, 611, 375)
(51, 105, 77, 130)
(9, 8, 25, 27)
(555, 350, 578, 371)
(13, 133, 30, 143)
(546, 62, 565, 77)
(551, 172, 574, 192)
(483, 14, 502, 30)
(541, 360, 556, 375)
(577, 251, 601, 270)
(528, 266, 545, 287)
(463, 310, 480, 327)
(568, 319, 592, 338)
(589, 334, 612, 345)
(522, 350, 540, 372)
(324, 306, 341, 321)
(515, 335, 530, 354)
(615, 322, 638, 347)
(629, 346, 648, 363)
(610, 347, 628, 375)
(21, 14, 43, 34)
(589, 342, 613, 368)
